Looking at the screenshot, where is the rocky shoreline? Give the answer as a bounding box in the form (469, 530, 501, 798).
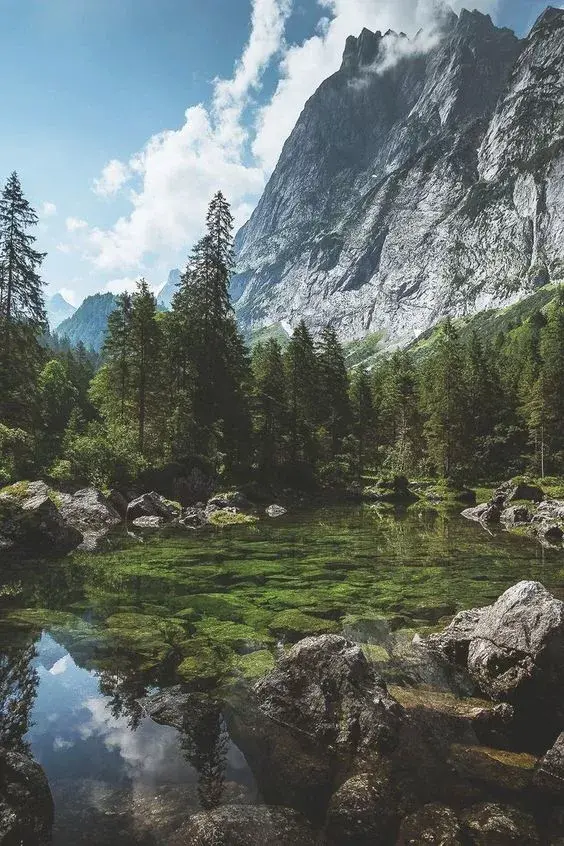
(0, 482, 288, 556)
(462, 480, 564, 548)
(3, 580, 564, 843)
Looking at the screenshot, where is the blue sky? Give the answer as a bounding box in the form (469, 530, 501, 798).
(0, 0, 553, 305)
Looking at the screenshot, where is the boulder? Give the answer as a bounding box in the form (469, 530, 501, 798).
(107, 489, 130, 517)
(324, 772, 398, 845)
(428, 608, 485, 664)
(266, 504, 287, 518)
(448, 744, 537, 792)
(179, 508, 207, 529)
(254, 635, 403, 760)
(132, 515, 165, 529)
(500, 505, 533, 526)
(208, 491, 250, 510)
(0, 482, 83, 555)
(126, 491, 180, 523)
(0, 748, 54, 845)
(168, 805, 319, 846)
(503, 483, 544, 504)
(466, 582, 564, 721)
(533, 731, 564, 797)
(397, 803, 463, 845)
(461, 802, 539, 845)
(58, 487, 121, 532)
(226, 636, 403, 820)
(462, 503, 500, 524)
(533, 521, 564, 544)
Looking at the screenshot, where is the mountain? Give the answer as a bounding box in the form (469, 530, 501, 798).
(46, 293, 76, 330)
(157, 268, 181, 309)
(232, 7, 564, 344)
(56, 293, 117, 352)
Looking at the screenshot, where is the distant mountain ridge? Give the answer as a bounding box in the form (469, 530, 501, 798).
(55, 293, 117, 352)
(46, 293, 76, 330)
(232, 6, 564, 344)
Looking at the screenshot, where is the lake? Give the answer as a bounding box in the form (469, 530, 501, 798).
(1, 504, 563, 844)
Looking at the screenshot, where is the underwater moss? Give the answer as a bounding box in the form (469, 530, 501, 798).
(268, 609, 339, 641)
(234, 649, 276, 681)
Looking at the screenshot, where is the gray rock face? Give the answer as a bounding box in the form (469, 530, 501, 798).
(169, 805, 319, 846)
(429, 608, 485, 665)
(233, 8, 564, 344)
(0, 748, 54, 846)
(466, 581, 564, 711)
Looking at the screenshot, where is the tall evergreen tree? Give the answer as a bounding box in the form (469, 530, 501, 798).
(130, 279, 161, 455)
(0, 173, 46, 425)
(422, 319, 469, 479)
(350, 368, 376, 477)
(317, 325, 351, 458)
(538, 288, 564, 473)
(252, 339, 288, 476)
(103, 293, 133, 424)
(284, 321, 319, 469)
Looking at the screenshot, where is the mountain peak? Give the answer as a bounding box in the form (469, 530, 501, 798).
(530, 6, 564, 36)
(341, 28, 383, 70)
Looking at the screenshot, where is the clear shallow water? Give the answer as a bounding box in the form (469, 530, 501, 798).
(1, 505, 563, 844)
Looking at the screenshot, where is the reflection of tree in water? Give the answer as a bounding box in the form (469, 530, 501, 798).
(98, 669, 146, 730)
(0, 634, 39, 752)
(180, 699, 228, 810)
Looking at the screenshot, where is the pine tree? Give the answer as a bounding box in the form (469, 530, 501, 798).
(538, 288, 564, 473)
(350, 368, 375, 477)
(380, 351, 421, 476)
(252, 339, 288, 476)
(103, 293, 133, 424)
(0, 173, 46, 425)
(284, 321, 319, 469)
(422, 319, 469, 480)
(317, 325, 351, 459)
(130, 279, 161, 454)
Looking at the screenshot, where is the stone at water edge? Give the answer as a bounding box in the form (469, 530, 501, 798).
(58, 487, 122, 532)
(467, 581, 564, 713)
(265, 504, 287, 518)
(397, 803, 463, 846)
(428, 608, 485, 665)
(126, 491, 180, 523)
(0, 748, 54, 846)
(167, 805, 319, 846)
(324, 772, 398, 846)
(0, 481, 83, 554)
(461, 802, 540, 846)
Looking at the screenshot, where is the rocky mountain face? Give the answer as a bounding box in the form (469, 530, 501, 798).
(232, 7, 564, 344)
(56, 293, 117, 352)
(158, 268, 181, 309)
(46, 293, 76, 331)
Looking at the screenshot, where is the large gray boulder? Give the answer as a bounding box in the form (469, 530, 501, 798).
(126, 491, 180, 523)
(168, 805, 319, 846)
(227, 635, 402, 820)
(0, 482, 83, 555)
(467, 582, 564, 714)
(324, 772, 398, 845)
(58, 487, 121, 532)
(428, 608, 485, 665)
(0, 748, 54, 845)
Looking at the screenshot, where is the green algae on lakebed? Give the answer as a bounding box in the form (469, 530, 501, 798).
(1, 504, 564, 689)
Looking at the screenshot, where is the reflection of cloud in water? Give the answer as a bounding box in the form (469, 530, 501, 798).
(80, 696, 196, 784)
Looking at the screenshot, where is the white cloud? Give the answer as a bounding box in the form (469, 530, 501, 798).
(254, 0, 498, 170)
(49, 655, 71, 675)
(66, 216, 88, 232)
(42, 201, 57, 217)
(56, 242, 72, 254)
(89, 0, 292, 271)
(92, 159, 131, 198)
(104, 276, 142, 295)
(59, 287, 80, 307)
(87, 0, 499, 272)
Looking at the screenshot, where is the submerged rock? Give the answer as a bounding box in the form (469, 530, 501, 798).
(0, 748, 54, 846)
(169, 805, 319, 846)
(324, 772, 398, 845)
(397, 803, 463, 846)
(461, 802, 540, 845)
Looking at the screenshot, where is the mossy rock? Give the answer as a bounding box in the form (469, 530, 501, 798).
(207, 510, 258, 527)
(234, 649, 276, 681)
(268, 609, 338, 642)
(448, 744, 537, 792)
(177, 641, 233, 688)
(360, 643, 390, 663)
(193, 617, 270, 651)
(0, 481, 31, 501)
(4, 608, 89, 632)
